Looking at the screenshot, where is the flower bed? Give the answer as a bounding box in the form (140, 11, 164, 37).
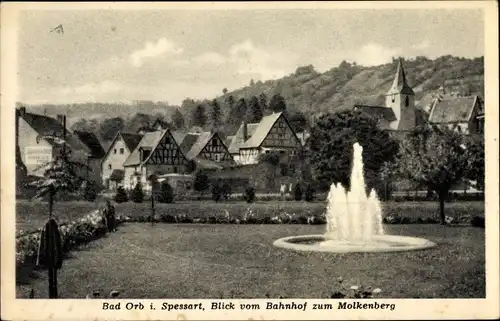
(16, 210, 127, 267)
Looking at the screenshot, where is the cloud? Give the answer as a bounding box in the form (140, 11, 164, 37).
(130, 38, 184, 67)
(351, 43, 402, 66)
(193, 52, 226, 66)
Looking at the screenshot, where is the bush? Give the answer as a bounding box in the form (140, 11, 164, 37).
(211, 180, 223, 202)
(194, 170, 210, 196)
(305, 184, 315, 202)
(221, 182, 232, 200)
(244, 186, 256, 203)
(158, 182, 174, 203)
(83, 181, 98, 202)
(130, 183, 144, 203)
(113, 186, 128, 203)
(293, 183, 303, 201)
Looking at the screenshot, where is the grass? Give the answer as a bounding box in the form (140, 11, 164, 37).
(16, 223, 485, 299)
(16, 200, 485, 233)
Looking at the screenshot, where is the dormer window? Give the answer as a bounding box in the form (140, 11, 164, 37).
(405, 96, 410, 107)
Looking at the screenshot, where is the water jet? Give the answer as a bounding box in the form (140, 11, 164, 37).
(273, 143, 437, 253)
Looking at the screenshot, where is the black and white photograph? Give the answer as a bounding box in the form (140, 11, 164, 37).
(1, 1, 498, 320)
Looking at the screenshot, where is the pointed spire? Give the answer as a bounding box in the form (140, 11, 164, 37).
(387, 58, 414, 95)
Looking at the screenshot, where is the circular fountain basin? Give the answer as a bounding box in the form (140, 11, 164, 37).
(273, 235, 437, 253)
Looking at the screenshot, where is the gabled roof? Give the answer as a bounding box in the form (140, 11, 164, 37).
(18, 110, 91, 155)
(177, 132, 200, 155)
(73, 131, 105, 158)
(186, 132, 214, 160)
(120, 132, 143, 151)
(228, 123, 259, 154)
(387, 59, 414, 96)
(354, 105, 397, 122)
(428, 96, 479, 123)
(123, 130, 164, 167)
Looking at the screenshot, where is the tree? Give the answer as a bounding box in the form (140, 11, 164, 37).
(308, 110, 399, 192)
(228, 98, 247, 126)
(191, 104, 207, 128)
(464, 136, 484, 191)
(259, 93, 268, 113)
(396, 125, 469, 224)
(99, 117, 125, 141)
(127, 113, 153, 134)
(269, 93, 287, 113)
(258, 151, 281, 189)
(222, 88, 228, 95)
(288, 112, 308, 133)
(82, 180, 98, 202)
(171, 109, 185, 130)
(130, 182, 144, 203)
(193, 170, 210, 197)
(305, 184, 315, 202)
(114, 186, 128, 203)
(210, 99, 223, 131)
(244, 186, 256, 203)
(211, 179, 223, 202)
(246, 96, 264, 123)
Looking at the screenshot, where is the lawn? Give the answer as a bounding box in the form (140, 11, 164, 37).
(16, 199, 485, 233)
(16, 223, 485, 299)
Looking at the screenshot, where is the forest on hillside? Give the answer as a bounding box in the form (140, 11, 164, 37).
(22, 55, 484, 146)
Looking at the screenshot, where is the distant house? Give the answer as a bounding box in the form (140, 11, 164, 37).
(101, 132, 142, 189)
(73, 130, 106, 185)
(177, 131, 235, 169)
(15, 107, 99, 183)
(428, 95, 484, 135)
(353, 59, 417, 133)
(227, 112, 303, 165)
(122, 129, 190, 191)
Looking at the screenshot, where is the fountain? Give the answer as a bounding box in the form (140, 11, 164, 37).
(273, 143, 437, 253)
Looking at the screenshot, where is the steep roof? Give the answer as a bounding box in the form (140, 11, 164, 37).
(239, 112, 283, 149)
(428, 96, 479, 123)
(228, 123, 259, 154)
(123, 130, 164, 167)
(186, 132, 214, 160)
(73, 131, 105, 158)
(177, 132, 200, 155)
(387, 59, 414, 96)
(120, 132, 143, 151)
(354, 105, 397, 122)
(18, 111, 91, 155)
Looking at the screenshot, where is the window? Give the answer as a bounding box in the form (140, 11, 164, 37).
(213, 139, 218, 147)
(108, 164, 112, 170)
(215, 154, 220, 162)
(120, 148, 124, 154)
(114, 149, 117, 154)
(173, 166, 178, 173)
(391, 95, 395, 103)
(405, 96, 410, 107)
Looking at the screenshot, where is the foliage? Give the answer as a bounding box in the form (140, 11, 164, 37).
(130, 183, 144, 203)
(191, 104, 207, 128)
(397, 125, 469, 224)
(269, 93, 287, 113)
(114, 186, 128, 203)
(210, 99, 223, 131)
(305, 184, 315, 202)
(309, 110, 399, 191)
(157, 182, 174, 203)
(293, 183, 303, 201)
(244, 186, 256, 203)
(171, 109, 185, 130)
(221, 181, 232, 200)
(193, 170, 210, 195)
(99, 117, 125, 141)
(288, 111, 308, 133)
(82, 181, 98, 202)
(464, 136, 484, 190)
(258, 151, 281, 166)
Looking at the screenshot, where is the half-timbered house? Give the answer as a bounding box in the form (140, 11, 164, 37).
(182, 131, 235, 168)
(228, 112, 303, 165)
(122, 129, 190, 191)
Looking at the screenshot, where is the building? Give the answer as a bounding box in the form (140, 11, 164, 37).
(122, 129, 190, 191)
(15, 107, 101, 183)
(353, 59, 417, 132)
(73, 130, 106, 185)
(101, 132, 142, 189)
(178, 131, 235, 169)
(227, 112, 303, 165)
(428, 95, 484, 135)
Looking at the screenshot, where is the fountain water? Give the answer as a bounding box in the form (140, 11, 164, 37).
(273, 143, 437, 253)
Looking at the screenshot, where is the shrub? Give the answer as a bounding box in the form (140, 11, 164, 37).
(211, 180, 223, 202)
(158, 182, 174, 203)
(293, 183, 303, 201)
(221, 182, 232, 200)
(130, 183, 144, 203)
(244, 186, 256, 203)
(83, 181, 98, 202)
(113, 186, 128, 203)
(305, 184, 315, 202)
(194, 170, 210, 196)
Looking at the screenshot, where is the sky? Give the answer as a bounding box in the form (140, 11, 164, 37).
(17, 8, 484, 106)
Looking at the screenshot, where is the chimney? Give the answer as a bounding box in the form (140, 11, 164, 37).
(242, 121, 248, 141)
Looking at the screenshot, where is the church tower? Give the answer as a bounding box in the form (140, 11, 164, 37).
(385, 59, 415, 131)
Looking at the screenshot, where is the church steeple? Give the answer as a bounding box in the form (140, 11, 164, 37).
(387, 59, 414, 96)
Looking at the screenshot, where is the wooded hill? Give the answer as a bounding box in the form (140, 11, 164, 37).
(21, 55, 484, 143)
